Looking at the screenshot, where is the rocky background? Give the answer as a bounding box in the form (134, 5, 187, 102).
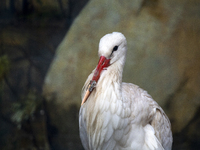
(1, 0, 200, 149)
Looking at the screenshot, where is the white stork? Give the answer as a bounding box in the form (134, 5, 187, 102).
(79, 32, 173, 150)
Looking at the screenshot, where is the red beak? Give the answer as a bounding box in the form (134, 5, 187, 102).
(81, 56, 110, 105)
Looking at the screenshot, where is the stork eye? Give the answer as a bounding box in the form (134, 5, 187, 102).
(110, 45, 118, 57)
(113, 46, 118, 51)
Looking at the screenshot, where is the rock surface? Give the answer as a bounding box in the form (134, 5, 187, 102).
(43, 0, 200, 149)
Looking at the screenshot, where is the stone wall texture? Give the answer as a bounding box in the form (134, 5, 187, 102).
(43, 0, 200, 149)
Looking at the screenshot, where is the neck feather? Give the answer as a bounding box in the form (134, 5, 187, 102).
(84, 57, 126, 148)
(96, 55, 125, 99)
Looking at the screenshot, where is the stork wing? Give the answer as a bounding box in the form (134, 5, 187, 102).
(122, 83, 173, 150)
(79, 107, 89, 150)
(150, 107, 173, 150)
(79, 71, 94, 150)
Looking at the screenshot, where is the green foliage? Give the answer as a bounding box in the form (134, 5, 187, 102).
(11, 90, 42, 129)
(0, 55, 10, 81)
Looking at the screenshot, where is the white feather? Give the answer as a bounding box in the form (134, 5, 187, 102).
(143, 124, 164, 150)
(112, 113, 120, 130)
(104, 123, 114, 142)
(114, 129, 123, 141)
(102, 111, 111, 129)
(110, 102, 116, 114)
(79, 32, 172, 150)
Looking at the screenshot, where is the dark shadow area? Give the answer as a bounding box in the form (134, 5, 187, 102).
(0, 0, 88, 149)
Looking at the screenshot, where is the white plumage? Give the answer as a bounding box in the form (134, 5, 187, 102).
(79, 32, 172, 150)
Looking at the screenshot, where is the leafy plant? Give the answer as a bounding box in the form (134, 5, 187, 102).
(11, 90, 42, 129)
(0, 55, 10, 81)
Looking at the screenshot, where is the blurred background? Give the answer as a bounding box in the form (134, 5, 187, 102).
(0, 0, 200, 150)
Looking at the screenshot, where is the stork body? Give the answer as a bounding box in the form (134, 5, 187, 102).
(79, 32, 172, 150)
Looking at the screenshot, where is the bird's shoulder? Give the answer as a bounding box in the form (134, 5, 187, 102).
(121, 82, 157, 106)
(121, 82, 172, 150)
(121, 82, 159, 124)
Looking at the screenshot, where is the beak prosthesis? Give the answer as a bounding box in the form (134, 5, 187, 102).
(81, 56, 110, 105)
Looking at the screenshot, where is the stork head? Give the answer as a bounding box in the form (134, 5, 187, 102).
(98, 32, 127, 64)
(81, 32, 127, 105)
